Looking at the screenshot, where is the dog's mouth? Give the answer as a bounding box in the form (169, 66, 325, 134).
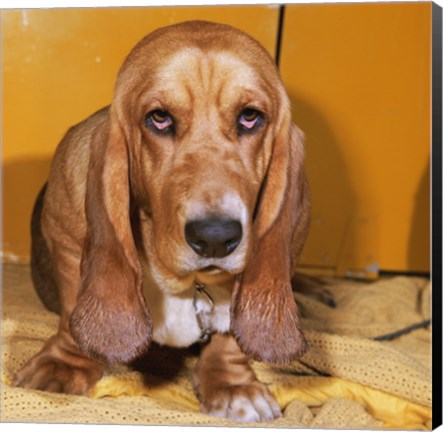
(194, 264, 237, 287)
(200, 265, 222, 273)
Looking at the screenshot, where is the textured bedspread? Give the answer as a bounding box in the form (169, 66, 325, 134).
(1, 263, 432, 429)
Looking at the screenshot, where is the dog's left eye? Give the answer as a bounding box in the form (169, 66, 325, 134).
(238, 108, 262, 134)
(145, 110, 174, 134)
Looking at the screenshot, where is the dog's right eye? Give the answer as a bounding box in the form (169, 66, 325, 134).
(145, 110, 174, 134)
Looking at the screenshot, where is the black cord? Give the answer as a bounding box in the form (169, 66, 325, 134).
(295, 320, 431, 377)
(275, 5, 286, 68)
(371, 319, 431, 342)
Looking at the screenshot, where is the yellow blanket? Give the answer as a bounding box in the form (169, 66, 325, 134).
(1, 263, 431, 428)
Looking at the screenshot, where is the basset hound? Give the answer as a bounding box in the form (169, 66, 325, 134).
(13, 21, 312, 422)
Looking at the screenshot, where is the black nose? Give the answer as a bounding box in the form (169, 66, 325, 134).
(185, 218, 242, 258)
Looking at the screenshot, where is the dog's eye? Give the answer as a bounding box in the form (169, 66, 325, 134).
(145, 110, 174, 134)
(238, 108, 262, 134)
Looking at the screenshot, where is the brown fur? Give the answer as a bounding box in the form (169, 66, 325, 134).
(192, 333, 282, 420)
(13, 21, 312, 421)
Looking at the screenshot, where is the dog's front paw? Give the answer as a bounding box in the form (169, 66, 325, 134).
(12, 335, 104, 395)
(200, 382, 282, 422)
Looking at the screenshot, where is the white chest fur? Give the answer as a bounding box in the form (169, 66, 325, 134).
(142, 268, 232, 347)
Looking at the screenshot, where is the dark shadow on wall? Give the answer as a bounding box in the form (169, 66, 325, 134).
(2, 158, 52, 260)
(288, 91, 357, 275)
(408, 158, 431, 274)
(285, 92, 358, 376)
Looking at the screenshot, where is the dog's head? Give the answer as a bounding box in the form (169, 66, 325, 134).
(71, 21, 308, 365)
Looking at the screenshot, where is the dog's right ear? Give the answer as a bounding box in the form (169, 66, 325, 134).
(70, 107, 152, 364)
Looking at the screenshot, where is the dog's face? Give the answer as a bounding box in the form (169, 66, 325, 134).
(112, 22, 289, 292)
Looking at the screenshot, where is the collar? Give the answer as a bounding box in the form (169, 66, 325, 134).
(193, 282, 215, 343)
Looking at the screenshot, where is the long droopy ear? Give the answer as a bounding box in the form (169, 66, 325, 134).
(230, 114, 310, 364)
(70, 109, 152, 364)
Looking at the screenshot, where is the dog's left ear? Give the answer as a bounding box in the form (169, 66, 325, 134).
(231, 103, 310, 364)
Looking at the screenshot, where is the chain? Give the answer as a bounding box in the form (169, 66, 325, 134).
(193, 282, 215, 343)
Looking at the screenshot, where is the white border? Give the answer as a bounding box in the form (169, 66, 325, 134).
(1, 1, 439, 432)
(1, 0, 442, 9)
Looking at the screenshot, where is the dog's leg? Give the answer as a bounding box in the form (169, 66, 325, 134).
(192, 333, 282, 422)
(13, 193, 104, 394)
(12, 330, 104, 395)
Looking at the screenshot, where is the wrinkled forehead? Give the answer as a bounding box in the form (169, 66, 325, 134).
(151, 48, 271, 106)
(114, 31, 283, 115)
(158, 48, 259, 83)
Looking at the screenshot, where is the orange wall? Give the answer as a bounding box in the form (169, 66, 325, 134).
(281, 3, 431, 276)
